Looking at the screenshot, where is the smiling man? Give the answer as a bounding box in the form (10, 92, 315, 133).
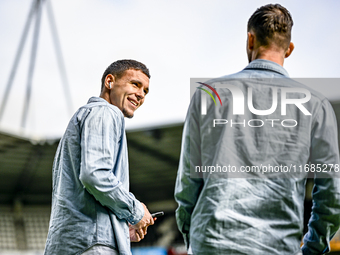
(100, 64, 149, 118)
(44, 60, 154, 255)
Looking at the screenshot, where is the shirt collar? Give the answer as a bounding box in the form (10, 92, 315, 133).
(244, 59, 289, 77)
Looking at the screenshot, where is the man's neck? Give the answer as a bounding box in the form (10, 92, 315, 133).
(251, 46, 285, 66)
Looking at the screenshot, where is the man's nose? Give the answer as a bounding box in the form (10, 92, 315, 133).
(136, 88, 145, 100)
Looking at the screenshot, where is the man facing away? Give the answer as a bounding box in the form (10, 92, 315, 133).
(175, 4, 340, 255)
(44, 59, 154, 255)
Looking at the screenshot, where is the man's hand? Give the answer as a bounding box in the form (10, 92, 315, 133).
(129, 225, 141, 242)
(130, 203, 154, 239)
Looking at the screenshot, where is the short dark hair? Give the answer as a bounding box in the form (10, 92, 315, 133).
(247, 4, 293, 50)
(101, 59, 150, 91)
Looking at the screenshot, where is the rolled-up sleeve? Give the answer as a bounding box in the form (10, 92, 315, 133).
(79, 106, 144, 225)
(302, 100, 340, 254)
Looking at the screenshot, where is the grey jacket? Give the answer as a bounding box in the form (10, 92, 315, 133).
(44, 97, 144, 255)
(175, 59, 340, 255)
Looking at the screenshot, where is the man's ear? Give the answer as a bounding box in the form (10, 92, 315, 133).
(104, 74, 115, 90)
(285, 42, 295, 58)
(247, 32, 255, 51)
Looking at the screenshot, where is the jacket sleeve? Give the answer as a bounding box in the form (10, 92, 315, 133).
(78, 106, 144, 225)
(174, 93, 204, 248)
(302, 99, 340, 255)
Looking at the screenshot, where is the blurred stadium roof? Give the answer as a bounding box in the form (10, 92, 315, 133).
(0, 123, 184, 212)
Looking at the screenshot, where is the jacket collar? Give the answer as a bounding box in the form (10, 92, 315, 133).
(244, 59, 289, 77)
(87, 96, 108, 104)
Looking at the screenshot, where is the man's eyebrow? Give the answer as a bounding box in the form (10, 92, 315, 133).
(131, 79, 142, 85)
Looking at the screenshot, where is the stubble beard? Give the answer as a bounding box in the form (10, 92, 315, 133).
(123, 109, 134, 119)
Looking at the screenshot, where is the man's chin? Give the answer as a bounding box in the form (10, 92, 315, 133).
(123, 109, 134, 118)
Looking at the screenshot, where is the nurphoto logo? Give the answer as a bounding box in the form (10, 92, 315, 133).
(195, 80, 313, 129)
(199, 83, 311, 116)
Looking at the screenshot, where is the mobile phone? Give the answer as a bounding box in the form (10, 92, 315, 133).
(151, 211, 164, 218)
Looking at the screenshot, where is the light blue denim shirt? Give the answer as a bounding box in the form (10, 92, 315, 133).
(44, 97, 144, 255)
(175, 60, 340, 255)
